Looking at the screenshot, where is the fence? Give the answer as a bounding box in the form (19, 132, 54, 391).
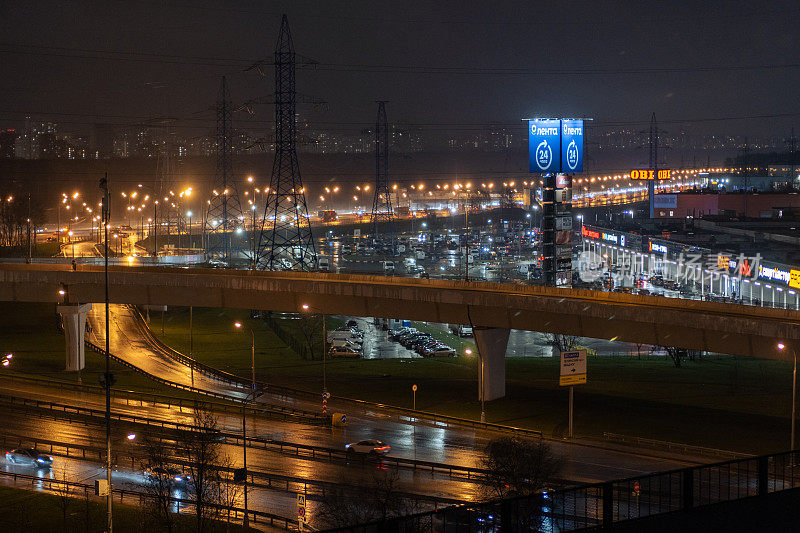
(262, 312, 312, 360)
(0, 428, 464, 514)
(0, 390, 490, 487)
(319, 450, 800, 532)
(0, 467, 298, 530)
(602, 432, 751, 461)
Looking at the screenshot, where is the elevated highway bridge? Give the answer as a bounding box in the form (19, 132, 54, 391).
(1, 263, 798, 400)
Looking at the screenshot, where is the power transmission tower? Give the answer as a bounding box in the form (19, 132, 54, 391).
(257, 14, 316, 270)
(790, 127, 796, 190)
(371, 101, 394, 235)
(205, 76, 244, 263)
(153, 118, 177, 246)
(648, 112, 658, 218)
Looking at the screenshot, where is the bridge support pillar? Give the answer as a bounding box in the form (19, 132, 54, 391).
(57, 303, 92, 372)
(474, 326, 509, 401)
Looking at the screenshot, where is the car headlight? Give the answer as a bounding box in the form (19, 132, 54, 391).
(174, 476, 182, 482)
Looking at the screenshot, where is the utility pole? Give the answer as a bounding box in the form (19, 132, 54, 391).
(26, 194, 31, 264)
(648, 112, 658, 219)
(790, 127, 796, 191)
(257, 15, 316, 271)
(371, 101, 394, 236)
(205, 76, 243, 263)
(99, 173, 113, 533)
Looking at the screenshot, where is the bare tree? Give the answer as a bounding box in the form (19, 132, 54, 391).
(481, 436, 563, 500)
(548, 334, 579, 354)
(216, 475, 244, 532)
(142, 435, 178, 533)
(179, 404, 224, 533)
(52, 466, 72, 528)
(663, 346, 687, 368)
(634, 342, 645, 359)
(297, 312, 323, 360)
(318, 470, 423, 529)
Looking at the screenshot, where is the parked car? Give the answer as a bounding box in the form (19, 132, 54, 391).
(329, 345, 361, 358)
(401, 333, 431, 348)
(345, 439, 391, 455)
(425, 345, 457, 357)
(5, 448, 54, 468)
(389, 327, 415, 340)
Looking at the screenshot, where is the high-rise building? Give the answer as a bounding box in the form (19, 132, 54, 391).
(0, 129, 16, 158)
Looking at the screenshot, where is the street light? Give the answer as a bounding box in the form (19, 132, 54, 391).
(238, 386, 262, 528)
(301, 303, 328, 402)
(780, 342, 796, 450)
(234, 322, 256, 390)
(465, 347, 485, 422)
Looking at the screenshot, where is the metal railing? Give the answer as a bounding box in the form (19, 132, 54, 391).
(0, 391, 492, 484)
(0, 465, 299, 530)
(0, 371, 324, 425)
(319, 449, 800, 532)
(602, 432, 751, 460)
(0, 432, 463, 509)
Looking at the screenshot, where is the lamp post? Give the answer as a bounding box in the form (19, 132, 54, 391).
(780, 342, 796, 449)
(99, 173, 113, 533)
(239, 387, 262, 529)
(466, 347, 484, 422)
(234, 321, 256, 390)
(301, 304, 327, 399)
(186, 211, 193, 249)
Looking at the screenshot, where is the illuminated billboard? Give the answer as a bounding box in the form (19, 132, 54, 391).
(561, 120, 584, 172)
(528, 119, 561, 172)
(630, 169, 671, 180)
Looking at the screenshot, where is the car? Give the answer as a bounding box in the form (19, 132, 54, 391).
(329, 345, 361, 358)
(345, 439, 391, 455)
(144, 466, 191, 487)
(401, 333, 431, 348)
(426, 346, 457, 357)
(389, 327, 415, 340)
(5, 448, 54, 467)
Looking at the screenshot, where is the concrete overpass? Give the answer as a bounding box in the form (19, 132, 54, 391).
(2, 263, 799, 400)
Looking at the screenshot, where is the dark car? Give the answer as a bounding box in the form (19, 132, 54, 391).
(144, 466, 192, 487)
(5, 448, 54, 468)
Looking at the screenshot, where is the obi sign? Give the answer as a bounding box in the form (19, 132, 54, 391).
(528, 119, 584, 173)
(631, 169, 671, 180)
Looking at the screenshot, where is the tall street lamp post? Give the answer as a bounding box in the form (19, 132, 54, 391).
(779, 342, 797, 449)
(99, 173, 113, 533)
(234, 321, 256, 390)
(301, 304, 328, 410)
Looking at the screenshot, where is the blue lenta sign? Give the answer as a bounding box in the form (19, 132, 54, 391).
(529, 119, 561, 172)
(561, 119, 584, 173)
(528, 118, 584, 173)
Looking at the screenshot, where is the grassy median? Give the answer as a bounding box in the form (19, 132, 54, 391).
(0, 484, 262, 532)
(2, 302, 796, 455)
(145, 306, 800, 454)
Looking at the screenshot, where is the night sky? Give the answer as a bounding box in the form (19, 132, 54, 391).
(2, 0, 800, 137)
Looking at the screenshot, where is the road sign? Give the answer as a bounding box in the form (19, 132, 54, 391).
(633, 481, 641, 496)
(322, 391, 331, 400)
(412, 384, 417, 392)
(298, 493, 307, 523)
(559, 349, 587, 386)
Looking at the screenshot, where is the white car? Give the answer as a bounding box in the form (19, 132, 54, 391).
(345, 439, 391, 455)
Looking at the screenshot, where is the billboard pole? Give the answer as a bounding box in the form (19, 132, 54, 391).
(649, 113, 658, 218)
